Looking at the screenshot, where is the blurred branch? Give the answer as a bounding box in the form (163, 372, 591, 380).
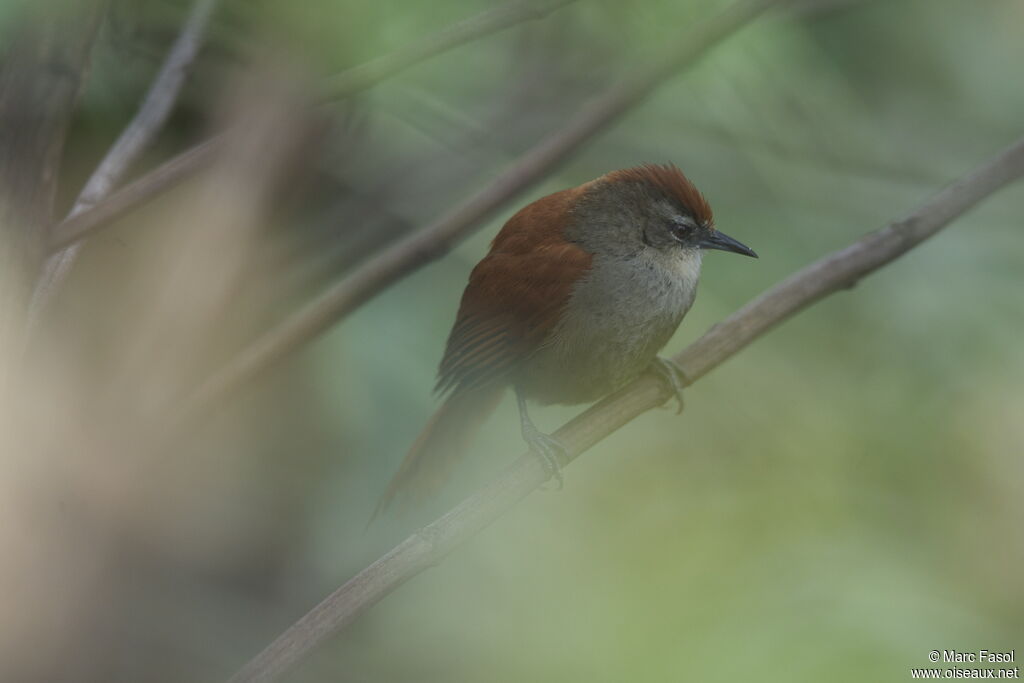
(0, 3, 105, 229)
(46, 136, 221, 251)
(176, 0, 780, 429)
(0, 0, 106, 370)
(319, 0, 578, 100)
(226, 135, 1024, 683)
(29, 0, 221, 321)
(44, 0, 581, 254)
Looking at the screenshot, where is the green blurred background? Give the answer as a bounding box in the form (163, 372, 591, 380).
(3, 0, 1022, 681)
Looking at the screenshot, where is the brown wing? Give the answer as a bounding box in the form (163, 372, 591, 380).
(436, 187, 592, 395)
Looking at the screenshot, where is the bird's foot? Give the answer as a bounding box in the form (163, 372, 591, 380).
(522, 423, 568, 490)
(650, 356, 688, 414)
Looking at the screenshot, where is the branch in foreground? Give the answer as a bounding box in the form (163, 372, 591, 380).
(226, 136, 1024, 683)
(44, 0, 579, 253)
(0, 0, 106, 378)
(30, 0, 220, 319)
(46, 137, 222, 252)
(176, 0, 779, 429)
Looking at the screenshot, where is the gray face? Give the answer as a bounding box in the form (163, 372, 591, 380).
(569, 181, 705, 258)
(569, 178, 757, 260)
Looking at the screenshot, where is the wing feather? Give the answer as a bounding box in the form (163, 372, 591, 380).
(436, 188, 592, 395)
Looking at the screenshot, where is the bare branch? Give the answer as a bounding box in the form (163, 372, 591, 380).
(0, 0, 106, 374)
(46, 136, 221, 252)
(225, 135, 1024, 683)
(44, 0, 582, 254)
(30, 0, 221, 319)
(0, 2, 106, 231)
(175, 0, 779, 428)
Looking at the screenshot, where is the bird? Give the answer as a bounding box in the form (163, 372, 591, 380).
(374, 163, 756, 516)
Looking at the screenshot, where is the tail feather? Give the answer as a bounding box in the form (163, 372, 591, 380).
(371, 385, 504, 521)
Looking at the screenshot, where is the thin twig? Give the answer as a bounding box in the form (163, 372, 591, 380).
(0, 0, 107, 383)
(175, 0, 779, 428)
(46, 136, 222, 252)
(29, 0, 221, 320)
(43, 0, 581, 254)
(226, 135, 1024, 683)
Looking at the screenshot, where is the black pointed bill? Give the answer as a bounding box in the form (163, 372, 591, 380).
(699, 230, 757, 258)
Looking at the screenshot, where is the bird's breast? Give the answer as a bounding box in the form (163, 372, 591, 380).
(517, 249, 701, 404)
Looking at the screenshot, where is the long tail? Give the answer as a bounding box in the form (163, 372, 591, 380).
(371, 385, 504, 521)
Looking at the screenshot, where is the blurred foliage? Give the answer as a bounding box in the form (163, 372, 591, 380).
(2, 0, 1022, 681)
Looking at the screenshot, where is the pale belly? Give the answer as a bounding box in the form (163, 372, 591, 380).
(515, 251, 700, 405)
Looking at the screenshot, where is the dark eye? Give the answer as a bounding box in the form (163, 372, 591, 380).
(669, 217, 697, 242)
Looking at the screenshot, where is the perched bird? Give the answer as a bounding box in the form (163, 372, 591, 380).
(376, 163, 756, 514)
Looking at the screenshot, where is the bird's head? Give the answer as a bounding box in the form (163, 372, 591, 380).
(571, 163, 757, 260)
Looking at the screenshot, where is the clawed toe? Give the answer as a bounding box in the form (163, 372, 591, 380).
(523, 429, 567, 489)
(516, 389, 568, 489)
(651, 356, 688, 414)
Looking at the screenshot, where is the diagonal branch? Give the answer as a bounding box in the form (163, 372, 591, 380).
(0, 0, 106, 375)
(46, 136, 222, 252)
(175, 0, 780, 428)
(44, 0, 582, 254)
(225, 135, 1024, 683)
(29, 0, 221, 320)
